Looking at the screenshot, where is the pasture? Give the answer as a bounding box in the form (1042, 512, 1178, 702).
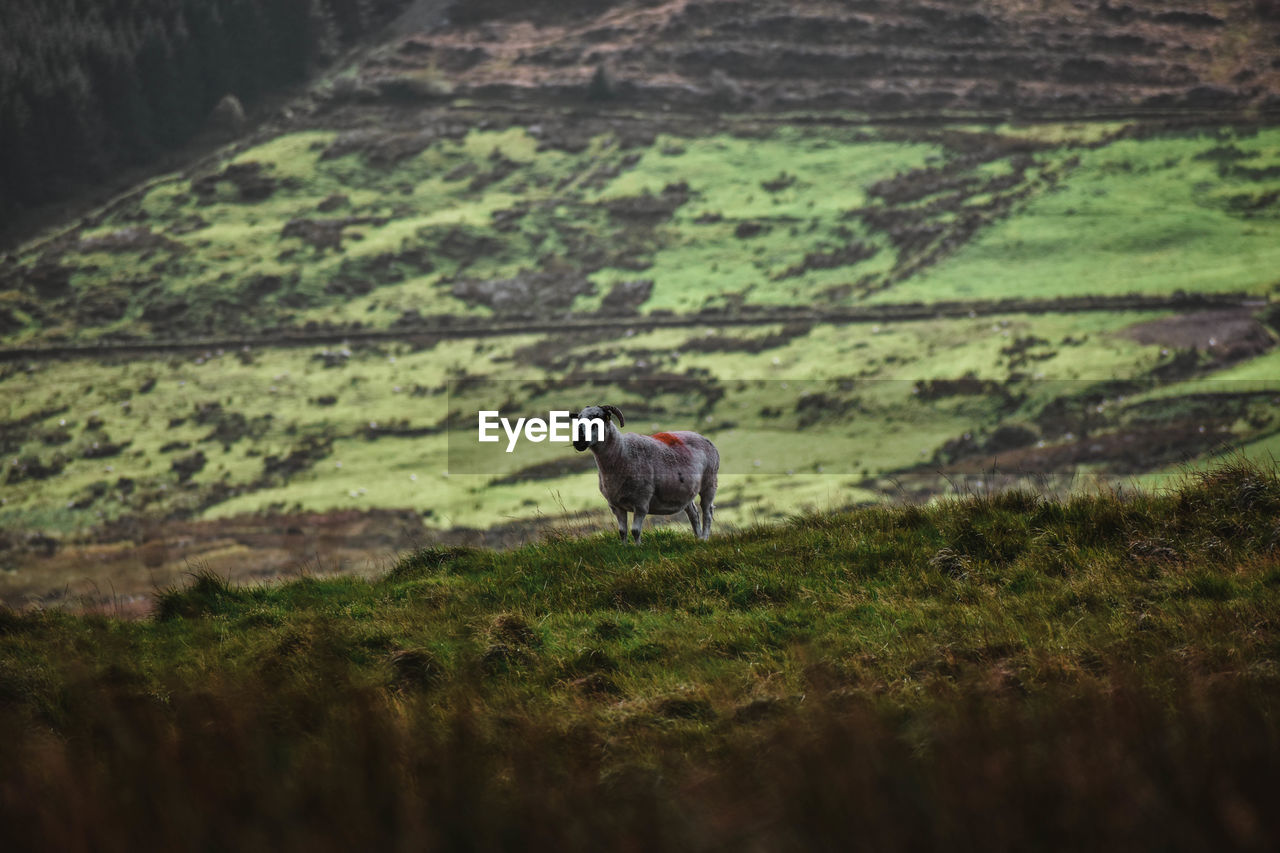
(2, 119, 1279, 605)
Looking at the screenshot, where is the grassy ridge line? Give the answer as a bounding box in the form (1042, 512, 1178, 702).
(2, 460, 1279, 849)
(0, 291, 1258, 362)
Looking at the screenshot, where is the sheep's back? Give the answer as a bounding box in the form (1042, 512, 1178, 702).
(637, 432, 719, 506)
(640, 432, 717, 469)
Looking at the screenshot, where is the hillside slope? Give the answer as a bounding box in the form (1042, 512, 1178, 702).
(2, 462, 1279, 850)
(369, 0, 1280, 116)
(2, 0, 1280, 604)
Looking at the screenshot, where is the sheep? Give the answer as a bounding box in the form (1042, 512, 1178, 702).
(571, 404, 719, 544)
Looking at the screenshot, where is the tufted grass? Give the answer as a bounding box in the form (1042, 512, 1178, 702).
(2, 459, 1279, 849)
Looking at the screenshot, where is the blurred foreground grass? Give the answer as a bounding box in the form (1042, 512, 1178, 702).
(3, 460, 1279, 850)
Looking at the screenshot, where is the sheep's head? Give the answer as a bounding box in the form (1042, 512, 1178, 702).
(571, 404, 624, 451)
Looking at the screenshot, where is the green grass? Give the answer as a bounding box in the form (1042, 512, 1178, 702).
(3, 297, 1275, 544)
(2, 460, 1279, 849)
(0, 305, 1207, 537)
(585, 131, 938, 311)
(882, 128, 1280, 303)
(15, 121, 1277, 346)
(4, 118, 1280, 596)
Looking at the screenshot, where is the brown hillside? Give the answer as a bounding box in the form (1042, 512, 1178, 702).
(351, 0, 1280, 116)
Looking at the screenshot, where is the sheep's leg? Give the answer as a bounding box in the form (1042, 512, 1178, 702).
(684, 503, 700, 538)
(610, 505, 628, 542)
(630, 509, 647, 544)
(699, 487, 716, 541)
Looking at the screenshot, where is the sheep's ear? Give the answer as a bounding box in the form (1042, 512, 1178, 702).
(601, 405, 625, 426)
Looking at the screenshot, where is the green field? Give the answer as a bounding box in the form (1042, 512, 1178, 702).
(882, 130, 1280, 302)
(2, 118, 1280, 604)
(7, 123, 1280, 342)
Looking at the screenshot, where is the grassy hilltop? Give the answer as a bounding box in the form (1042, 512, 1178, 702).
(2, 461, 1279, 849)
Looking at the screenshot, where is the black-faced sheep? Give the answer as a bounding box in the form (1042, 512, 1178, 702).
(572, 404, 718, 543)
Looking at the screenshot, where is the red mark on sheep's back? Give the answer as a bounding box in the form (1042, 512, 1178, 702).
(651, 432, 684, 447)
